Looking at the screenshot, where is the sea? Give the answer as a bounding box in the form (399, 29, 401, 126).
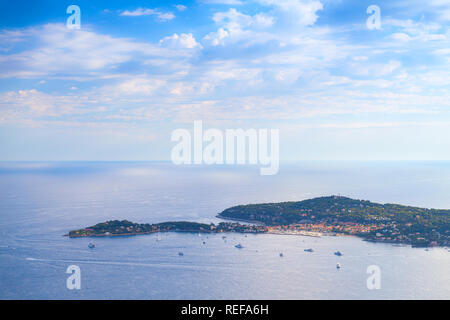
(0, 161, 449, 299)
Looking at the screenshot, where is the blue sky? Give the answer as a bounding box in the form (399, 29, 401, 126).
(1, 0, 450, 161)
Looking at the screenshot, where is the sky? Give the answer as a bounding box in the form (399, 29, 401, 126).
(1, 0, 450, 161)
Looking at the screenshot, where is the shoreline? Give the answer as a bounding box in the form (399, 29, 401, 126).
(65, 226, 449, 249)
(66, 195, 449, 248)
(267, 231, 323, 238)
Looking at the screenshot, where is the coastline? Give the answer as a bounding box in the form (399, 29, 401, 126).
(65, 224, 449, 249)
(65, 231, 157, 238)
(66, 196, 450, 248)
(267, 230, 323, 238)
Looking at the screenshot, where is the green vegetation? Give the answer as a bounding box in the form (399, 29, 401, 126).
(68, 196, 450, 248)
(68, 220, 267, 238)
(218, 196, 450, 247)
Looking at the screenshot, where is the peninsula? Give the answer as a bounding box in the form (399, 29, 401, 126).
(68, 196, 450, 248)
(67, 220, 267, 238)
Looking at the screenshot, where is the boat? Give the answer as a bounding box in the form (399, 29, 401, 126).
(235, 243, 244, 249)
(304, 248, 314, 252)
(334, 251, 343, 256)
(178, 252, 184, 256)
(279, 253, 283, 257)
(88, 243, 95, 249)
(336, 263, 341, 269)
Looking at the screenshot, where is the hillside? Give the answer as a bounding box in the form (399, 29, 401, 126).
(218, 196, 450, 247)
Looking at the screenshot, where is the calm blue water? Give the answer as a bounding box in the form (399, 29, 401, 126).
(0, 161, 449, 299)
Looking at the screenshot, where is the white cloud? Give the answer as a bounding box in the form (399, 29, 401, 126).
(0, 24, 193, 79)
(2, 4, 450, 135)
(169, 82, 215, 95)
(384, 18, 447, 43)
(199, 0, 243, 4)
(175, 5, 187, 11)
(434, 48, 450, 55)
(203, 28, 230, 46)
(350, 60, 402, 78)
(160, 33, 202, 49)
(256, 0, 323, 26)
(111, 78, 166, 96)
(274, 68, 303, 82)
(120, 8, 175, 21)
(391, 33, 412, 42)
(253, 13, 276, 28)
(203, 8, 274, 46)
(0, 89, 94, 120)
(427, 0, 450, 21)
(212, 8, 274, 29)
